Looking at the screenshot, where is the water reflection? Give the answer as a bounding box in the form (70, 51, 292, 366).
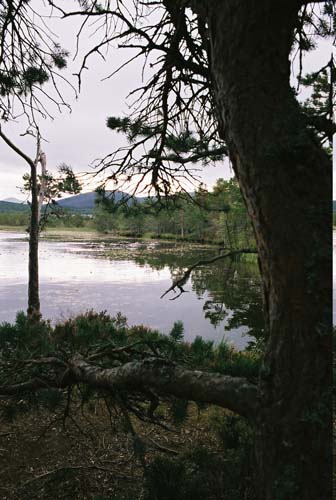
(130, 245, 264, 341)
(0, 232, 264, 346)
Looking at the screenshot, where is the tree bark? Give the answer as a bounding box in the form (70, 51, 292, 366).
(0, 126, 41, 319)
(0, 356, 258, 419)
(28, 156, 41, 319)
(37, 151, 47, 223)
(69, 356, 257, 418)
(28, 132, 43, 320)
(204, 1, 332, 499)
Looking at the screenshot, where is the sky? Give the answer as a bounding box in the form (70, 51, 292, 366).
(0, 2, 333, 200)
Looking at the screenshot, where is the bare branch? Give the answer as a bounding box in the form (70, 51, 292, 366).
(0, 354, 258, 419)
(0, 377, 59, 395)
(0, 125, 34, 167)
(69, 355, 257, 419)
(160, 248, 257, 299)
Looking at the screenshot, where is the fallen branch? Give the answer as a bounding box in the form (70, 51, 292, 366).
(0, 377, 60, 395)
(160, 248, 257, 299)
(69, 355, 257, 419)
(0, 354, 258, 420)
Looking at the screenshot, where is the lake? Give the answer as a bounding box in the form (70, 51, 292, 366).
(0, 231, 263, 348)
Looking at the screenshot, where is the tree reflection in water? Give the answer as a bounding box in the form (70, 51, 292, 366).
(133, 243, 264, 342)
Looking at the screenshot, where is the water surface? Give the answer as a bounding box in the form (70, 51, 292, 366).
(0, 231, 263, 347)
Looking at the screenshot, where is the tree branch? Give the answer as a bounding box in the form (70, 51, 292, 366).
(0, 355, 258, 419)
(304, 114, 335, 142)
(160, 248, 257, 299)
(147, 146, 227, 164)
(69, 355, 257, 419)
(0, 126, 34, 168)
(0, 377, 60, 395)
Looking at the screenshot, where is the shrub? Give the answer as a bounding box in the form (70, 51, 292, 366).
(144, 443, 256, 500)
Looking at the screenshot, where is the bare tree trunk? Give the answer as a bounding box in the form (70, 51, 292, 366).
(0, 126, 42, 320)
(28, 150, 41, 319)
(28, 133, 43, 320)
(37, 152, 47, 223)
(205, 1, 332, 498)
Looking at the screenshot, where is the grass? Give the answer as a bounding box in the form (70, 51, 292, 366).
(0, 225, 108, 241)
(0, 225, 28, 232)
(0, 224, 255, 249)
(41, 226, 101, 241)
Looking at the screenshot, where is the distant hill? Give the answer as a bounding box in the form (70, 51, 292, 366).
(333, 201, 336, 213)
(2, 197, 27, 204)
(57, 191, 140, 211)
(0, 191, 148, 214)
(0, 201, 29, 213)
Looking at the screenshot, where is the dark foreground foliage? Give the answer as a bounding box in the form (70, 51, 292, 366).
(0, 311, 261, 499)
(144, 419, 255, 500)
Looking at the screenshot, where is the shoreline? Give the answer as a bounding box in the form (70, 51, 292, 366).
(0, 226, 223, 248)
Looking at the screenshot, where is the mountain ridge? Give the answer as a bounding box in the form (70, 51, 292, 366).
(0, 200, 29, 213)
(0, 191, 140, 213)
(3, 194, 336, 213)
(1, 197, 27, 204)
(57, 190, 131, 210)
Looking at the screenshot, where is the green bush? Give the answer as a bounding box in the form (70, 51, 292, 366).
(0, 311, 259, 498)
(211, 341, 261, 379)
(0, 311, 261, 438)
(0, 311, 262, 380)
(144, 443, 256, 500)
(53, 310, 127, 351)
(169, 321, 184, 342)
(211, 412, 253, 451)
(144, 447, 224, 500)
(0, 310, 52, 359)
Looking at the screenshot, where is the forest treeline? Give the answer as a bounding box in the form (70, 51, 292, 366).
(0, 178, 255, 247)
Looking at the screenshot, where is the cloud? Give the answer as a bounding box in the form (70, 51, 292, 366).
(0, 3, 332, 197)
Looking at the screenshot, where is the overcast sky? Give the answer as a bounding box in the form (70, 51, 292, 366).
(0, 2, 333, 200)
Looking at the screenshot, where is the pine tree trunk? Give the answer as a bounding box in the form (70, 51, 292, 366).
(28, 158, 41, 319)
(206, 1, 332, 498)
